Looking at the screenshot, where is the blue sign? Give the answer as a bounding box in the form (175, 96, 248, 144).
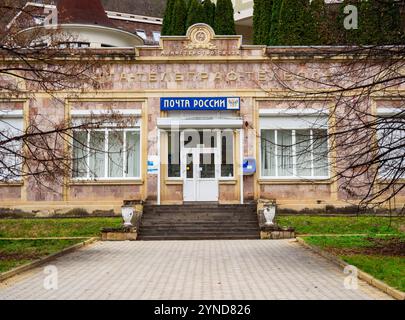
(243, 157, 256, 176)
(160, 97, 240, 111)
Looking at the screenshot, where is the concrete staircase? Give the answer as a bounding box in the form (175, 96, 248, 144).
(138, 203, 260, 240)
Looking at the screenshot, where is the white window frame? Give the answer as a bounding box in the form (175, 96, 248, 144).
(152, 31, 161, 42)
(136, 30, 147, 40)
(72, 127, 142, 181)
(260, 128, 330, 180)
(0, 110, 24, 182)
(166, 129, 235, 180)
(376, 108, 405, 180)
(259, 111, 330, 180)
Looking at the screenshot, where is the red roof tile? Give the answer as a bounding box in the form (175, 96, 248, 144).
(57, 0, 115, 28)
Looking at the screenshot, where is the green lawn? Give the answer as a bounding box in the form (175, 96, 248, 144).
(0, 217, 121, 274)
(0, 217, 121, 238)
(0, 239, 85, 273)
(303, 235, 405, 292)
(342, 255, 405, 293)
(278, 216, 404, 235)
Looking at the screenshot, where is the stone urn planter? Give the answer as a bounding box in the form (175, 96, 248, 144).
(101, 201, 144, 241)
(257, 199, 295, 240)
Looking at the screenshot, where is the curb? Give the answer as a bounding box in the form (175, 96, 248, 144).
(0, 237, 98, 282)
(0, 237, 93, 241)
(296, 237, 405, 301)
(297, 233, 398, 237)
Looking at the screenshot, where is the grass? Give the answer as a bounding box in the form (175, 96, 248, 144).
(0, 239, 84, 273)
(0, 217, 122, 238)
(303, 235, 405, 292)
(277, 215, 405, 235)
(342, 255, 405, 293)
(304, 235, 377, 248)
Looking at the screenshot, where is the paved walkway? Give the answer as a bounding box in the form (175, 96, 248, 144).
(0, 240, 391, 300)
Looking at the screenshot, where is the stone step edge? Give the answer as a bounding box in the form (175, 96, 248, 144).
(295, 237, 405, 301)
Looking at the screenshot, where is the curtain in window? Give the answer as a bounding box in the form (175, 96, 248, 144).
(378, 120, 405, 178)
(0, 118, 23, 180)
(261, 130, 276, 176)
(89, 131, 105, 178)
(108, 131, 124, 178)
(126, 131, 140, 178)
(277, 130, 293, 176)
(72, 131, 88, 178)
(261, 129, 329, 178)
(313, 129, 329, 177)
(296, 129, 312, 176)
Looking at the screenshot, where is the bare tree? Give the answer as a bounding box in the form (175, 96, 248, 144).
(0, 1, 131, 191)
(259, 45, 405, 211)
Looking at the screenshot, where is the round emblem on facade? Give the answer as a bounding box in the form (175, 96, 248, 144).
(191, 27, 211, 45)
(184, 24, 217, 50)
(195, 30, 207, 43)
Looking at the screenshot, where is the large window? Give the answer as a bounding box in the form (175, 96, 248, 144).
(377, 118, 405, 179)
(261, 129, 329, 178)
(72, 129, 141, 179)
(0, 115, 23, 181)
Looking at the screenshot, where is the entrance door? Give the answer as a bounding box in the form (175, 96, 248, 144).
(183, 148, 219, 202)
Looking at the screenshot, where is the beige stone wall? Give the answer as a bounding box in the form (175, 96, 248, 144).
(0, 25, 404, 212)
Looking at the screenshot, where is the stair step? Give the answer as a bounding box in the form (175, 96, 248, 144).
(138, 235, 260, 241)
(140, 228, 259, 232)
(138, 203, 259, 241)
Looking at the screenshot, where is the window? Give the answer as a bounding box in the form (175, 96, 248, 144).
(0, 114, 23, 181)
(153, 31, 161, 42)
(261, 129, 329, 178)
(136, 30, 147, 40)
(167, 129, 234, 179)
(72, 129, 141, 179)
(221, 130, 234, 178)
(377, 118, 405, 179)
(168, 131, 181, 178)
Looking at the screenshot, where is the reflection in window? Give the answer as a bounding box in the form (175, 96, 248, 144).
(72, 129, 140, 179)
(221, 131, 234, 177)
(261, 129, 329, 178)
(168, 131, 181, 178)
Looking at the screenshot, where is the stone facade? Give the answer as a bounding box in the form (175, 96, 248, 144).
(0, 24, 404, 215)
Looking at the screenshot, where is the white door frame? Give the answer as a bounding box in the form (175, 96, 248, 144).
(181, 130, 221, 202)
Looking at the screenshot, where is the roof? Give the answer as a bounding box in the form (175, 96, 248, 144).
(57, 0, 115, 27)
(51, 0, 166, 18)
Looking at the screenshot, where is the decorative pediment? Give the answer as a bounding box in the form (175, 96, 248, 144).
(135, 23, 265, 59)
(183, 24, 218, 50)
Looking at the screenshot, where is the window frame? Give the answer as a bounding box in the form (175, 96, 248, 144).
(0, 111, 24, 182)
(136, 30, 147, 40)
(72, 127, 142, 181)
(152, 31, 161, 42)
(376, 113, 405, 180)
(166, 129, 235, 180)
(260, 128, 330, 180)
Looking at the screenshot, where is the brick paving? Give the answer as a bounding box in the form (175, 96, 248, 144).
(0, 240, 391, 300)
